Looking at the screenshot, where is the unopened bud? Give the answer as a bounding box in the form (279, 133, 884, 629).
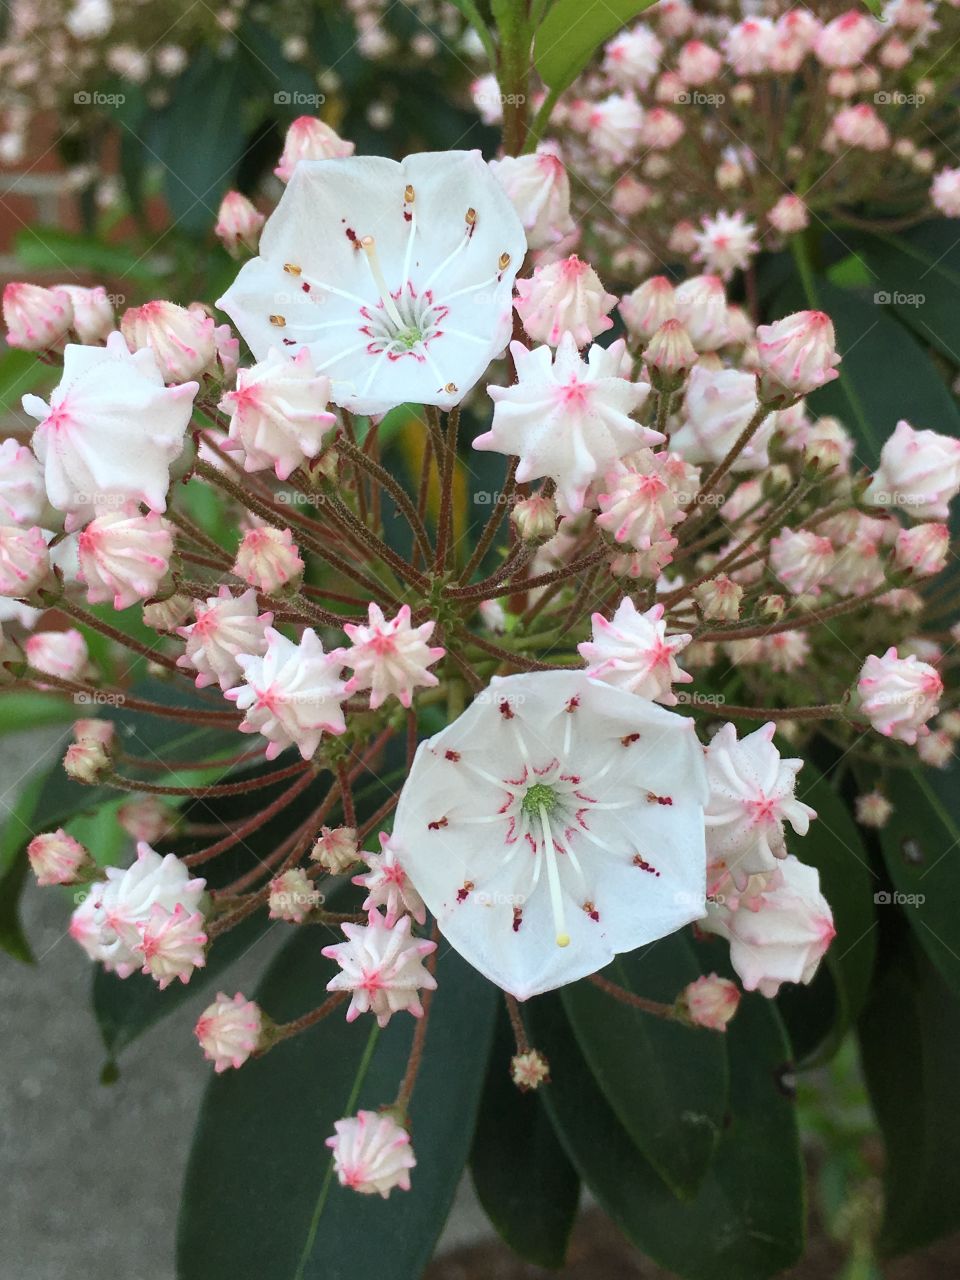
(511, 1049, 550, 1091)
(511, 495, 557, 542)
(681, 974, 740, 1031)
(645, 318, 697, 388)
(759, 593, 786, 619)
(63, 737, 111, 783)
(803, 437, 843, 476)
(693, 575, 743, 621)
(310, 825, 359, 873)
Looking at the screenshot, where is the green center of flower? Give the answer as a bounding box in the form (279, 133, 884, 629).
(521, 783, 559, 818)
(395, 325, 424, 350)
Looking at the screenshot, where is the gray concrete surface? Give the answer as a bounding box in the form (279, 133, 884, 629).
(0, 727, 491, 1279)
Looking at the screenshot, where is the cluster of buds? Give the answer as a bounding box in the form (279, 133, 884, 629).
(8, 126, 956, 1203)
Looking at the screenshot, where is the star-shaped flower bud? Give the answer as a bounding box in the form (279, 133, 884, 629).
(322, 910, 437, 1027)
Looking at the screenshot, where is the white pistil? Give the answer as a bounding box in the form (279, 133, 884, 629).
(538, 804, 570, 948)
(360, 236, 405, 329)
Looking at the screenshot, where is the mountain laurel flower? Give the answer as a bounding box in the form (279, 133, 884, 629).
(77, 507, 173, 610)
(268, 867, 317, 922)
(144, 594, 192, 633)
(0, 438, 44, 526)
(694, 575, 744, 621)
(392, 670, 709, 1000)
(177, 586, 273, 691)
(22, 333, 198, 520)
(703, 722, 817, 883)
(755, 310, 841, 395)
(219, 151, 525, 417)
(214, 191, 266, 254)
(120, 300, 218, 384)
(514, 256, 616, 348)
(323, 910, 437, 1026)
(596, 450, 689, 549)
(311, 825, 359, 874)
(342, 603, 444, 710)
(69, 844, 206, 978)
(232, 525, 304, 593)
(274, 116, 354, 182)
(73, 717, 115, 748)
(723, 17, 776, 74)
(63, 736, 111, 783)
(644, 318, 698, 377)
(682, 973, 741, 1031)
(488, 144, 576, 250)
(677, 39, 724, 84)
(25, 628, 87, 680)
(195, 992, 263, 1073)
(917, 728, 953, 769)
(477, 334, 658, 514)
(27, 829, 90, 886)
(587, 94, 645, 166)
(931, 166, 960, 217)
(703, 855, 835, 997)
(219, 348, 336, 480)
(770, 528, 835, 596)
(0, 524, 49, 598)
(894, 522, 949, 576)
(511, 1049, 551, 1090)
(639, 107, 685, 150)
(3, 282, 73, 350)
(227, 626, 349, 760)
(56, 284, 115, 343)
(117, 797, 176, 844)
(673, 276, 731, 352)
(814, 10, 880, 66)
(673, 366, 771, 471)
(326, 1111, 415, 1198)
(512, 495, 558, 542)
(619, 276, 676, 343)
(855, 790, 893, 829)
(139, 902, 207, 988)
(863, 420, 960, 520)
(353, 832, 426, 926)
(830, 104, 890, 152)
(767, 194, 809, 234)
(858, 647, 942, 744)
(580, 599, 692, 705)
(603, 24, 663, 90)
(691, 210, 759, 279)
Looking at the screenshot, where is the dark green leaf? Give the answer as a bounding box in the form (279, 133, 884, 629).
(177, 934, 497, 1280)
(561, 933, 727, 1197)
(529, 989, 804, 1280)
(535, 0, 659, 95)
(858, 937, 960, 1254)
(470, 1004, 579, 1267)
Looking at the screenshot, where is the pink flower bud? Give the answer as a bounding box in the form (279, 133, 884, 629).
(755, 310, 841, 394)
(268, 868, 317, 922)
(25, 628, 87, 680)
(195, 992, 263, 1072)
(117, 797, 177, 844)
(858, 646, 942, 744)
(214, 190, 265, 254)
(683, 974, 741, 1031)
(677, 39, 723, 85)
(855, 790, 893, 828)
(56, 284, 114, 342)
(310, 825, 359, 874)
(3, 282, 73, 350)
(770, 528, 835, 596)
(767, 194, 809, 235)
(511, 1049, 551, 1090)
(814, 10, 880, 67)
(864, 420, 960, 520)
(489, 144, 576, 251)
(512, 495, 558, 542)
(831, 104, 890, 151)
(143, 594, 192, 632)
(639, 107, 685, 150)
(233, 526, 303, 593)
(326, 1110, 415, 1198)
(78, 508, 173, 609)
(274, 116, 354, 183)
(619, 276, 676, 342)
(645, 318, 697, 375)
(674, 275, 731, 351)
(63, 737, 111, 783)
(27, 828, 90, 886)
(694, 574, 743, 620)
(723, 17, 776, 74)
(894, 522, 949, 576)
(917, 729, 953, 768)
(139, 902, 207, 988)
(73, 718, 115, 747)
(514, 256, 616, 348)
(121, 300, 218, 383)
(931, 166, 960, 217)
(0, 524, 49, 597)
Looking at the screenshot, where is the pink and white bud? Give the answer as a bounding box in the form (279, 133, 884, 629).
(27, 828, 90, 886)
(579, 598, 692, 705)
(323, 910, 437, 1027)
(814, 10, 880, 67)
(645, 319, 697, 376)
(73, 718, 114, 747)
(139, 902, 207, 988)
(917, 729, 953, 768)
(673, 365, 771, 470)
(511, 1049, 551, 1090)
(488, 144, 575, 251)
(342, 603, 444, 711)
(692, 211, 759, 280)
(596, 448, 691, 548)
(931, 167, 960, 217)
(214, 190, 266, 254)
(195, 992, 262, 1072)
(3, 282, 73, 350)
(63, 736, 110, 783)
(143, 594, 192, 633)
(770, 528, 835, 596)
(723, 18, 776, 74)
(515, 256, 616, 348)
(855, 790, 893, 828)
(25, 628, 87, 680)
(619, 277, 676, 343)
(668, 220, 699, 256)
(232, 525, 304, 593)
(121, 300, 217, 383)
(863, 420, 960, 520)
(638, 108, 685, 150)
(0, 524, 49, 597)
(0, 439, 44, 527)
(767, 194, 809, 235)
(831, 104, 890, 151)
(326, 1110, 415, 1198)
(177, 586, 273, 691)
(512, 495, 557, 542)
(587, 94, 645, 166)
(657, 0, 694, 38)
(310, 825, 359, 874)
(694, 575, 743, 621)
(275, 116, 354, 182)
(674, 275, 731, 351)
(353, 832, 426, 926)
(769, 10, 821, 71)
(268, 867, 317, 922)
(894, 522, 949, 576)
(756, 310, 840, 394)
(858, 647, 942, 744)
(77, 507, 173, 610)
(677, 40, 723, 85)
(610, 175, 654, 218)
(56, 284, 114, 343)
(603, 24, 663, 90)
(683, 973, 741, 1031)
(116, 798, 174, 845)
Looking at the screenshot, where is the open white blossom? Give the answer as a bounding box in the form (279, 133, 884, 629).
(218, 151, 526, 416)
(392, 670, 709, 1000)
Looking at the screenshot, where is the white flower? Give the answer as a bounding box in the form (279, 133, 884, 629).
(579, 599, 692, 705)
(219, 347, 336, 480)
(863, 420, 960, 520)
(326, 1110, 416, 1198)
(177, 586, 273, 691)
(322, 910, 437, 1026)
(342, 603, 444, 710)
(69, 844, 206, 978)
(703, 722, 816, 884)
(0, 439, 44, 526)
(195, 992, 263, 1073)
(22, 332, 198, 521)
(702, 855, 834, 997)
(692, 211, 758, 280)
(672, 365, 771, 470)
(931, 166, 960, 218)
(488, 144, 575, 251)
(352, 832, 426, 926)
(391, 670, 709, 1000)
(858, 646, 942, 744)
(139, 902, 207, 988)
(587, 95, 645, 165)
(603, 24, 663, 89)
(226, 626, 349, 760)
(476, 334, 658, 514)
(218, 151, 526, 416)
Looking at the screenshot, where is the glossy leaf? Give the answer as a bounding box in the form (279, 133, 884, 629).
(470, 1004, 580, 1267)
(529, 989, 804, 1280)
(177, 932, 497, 1280)
(535, 0, 659, 95)
(561, 933, 728, 1197)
